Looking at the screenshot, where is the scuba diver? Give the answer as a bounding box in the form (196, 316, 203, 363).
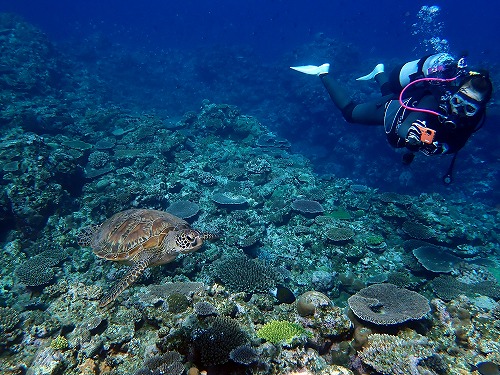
(290, 53, 493, 183)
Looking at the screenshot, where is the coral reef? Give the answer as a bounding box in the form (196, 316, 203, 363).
(165, 201, 200, 220)
(348, 283, 430, 325)
(358, 333, 433, 375)
(229, 344, 260, 365)
(292, 199, 325, 216)
(192, 316, 249, 366)
(134, 352, 184, 375)
(210, 254, 280, 294)
(50, 335, 69, 350)
(0, 13, 499, 375)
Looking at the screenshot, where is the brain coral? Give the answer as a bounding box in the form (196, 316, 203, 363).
(211, 255, 279, 294)
(348, 283, 430, 325)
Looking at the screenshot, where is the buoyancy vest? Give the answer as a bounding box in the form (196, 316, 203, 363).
(384, 97, 413, 149)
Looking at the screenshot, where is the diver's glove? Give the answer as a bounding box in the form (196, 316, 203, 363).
(290, 63, 330, 76)
(421, 142, 450, 155)
(405, 124, 423, 147)
(406, 121, 449, 155)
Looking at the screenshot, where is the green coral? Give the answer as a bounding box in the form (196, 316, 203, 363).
(256, 320, 308, 345)
(50, 335, 68, 350)
(326, 208, 352, 220)
(366, 234, 385, 246)
(488, 266, 500, 283)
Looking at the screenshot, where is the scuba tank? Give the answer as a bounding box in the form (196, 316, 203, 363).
(398, 53, 459, 86)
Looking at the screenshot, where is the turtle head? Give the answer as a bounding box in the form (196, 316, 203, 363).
(174, 229, 205, 254)
(77, 224, 100, 247)
(162, 229, 219, 258)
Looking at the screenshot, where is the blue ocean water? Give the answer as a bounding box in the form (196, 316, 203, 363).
(3, 0, 500, 59)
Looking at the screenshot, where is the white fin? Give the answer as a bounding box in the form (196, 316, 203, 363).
(290, 63, 330, 76)
(356, 63, 385, 81)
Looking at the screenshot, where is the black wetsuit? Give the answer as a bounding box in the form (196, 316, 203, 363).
(320, 72, 480, 156)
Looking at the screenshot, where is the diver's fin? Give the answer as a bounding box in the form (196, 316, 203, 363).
(290, 63, 330, 76)
(356, 63, 384, 81)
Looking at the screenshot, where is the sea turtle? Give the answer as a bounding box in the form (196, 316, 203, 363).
(78, 208, 217, 307)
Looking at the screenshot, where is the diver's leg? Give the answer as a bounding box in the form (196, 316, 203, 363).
(375, 72, 392, 96)
(356, 64, 392, 95)
(349, 95, 393, 125)
(320, 74, 352, 113)
(321, 73, 391, 125)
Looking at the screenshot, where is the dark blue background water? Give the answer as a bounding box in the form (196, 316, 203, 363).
(2, 0, 499, 60)
(2, 0, 499, 203)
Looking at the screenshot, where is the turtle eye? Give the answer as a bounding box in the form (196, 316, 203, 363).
(187, 232, 199, 244)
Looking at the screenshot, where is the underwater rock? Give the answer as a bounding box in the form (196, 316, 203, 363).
(296, 291, 331, 317)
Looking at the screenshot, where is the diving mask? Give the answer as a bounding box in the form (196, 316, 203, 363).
(450, 92, 481, 117)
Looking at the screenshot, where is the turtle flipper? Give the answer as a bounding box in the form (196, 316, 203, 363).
(99, 257, 151, 307)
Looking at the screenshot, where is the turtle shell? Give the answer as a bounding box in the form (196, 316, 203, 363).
(91, 208, 191, 262)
